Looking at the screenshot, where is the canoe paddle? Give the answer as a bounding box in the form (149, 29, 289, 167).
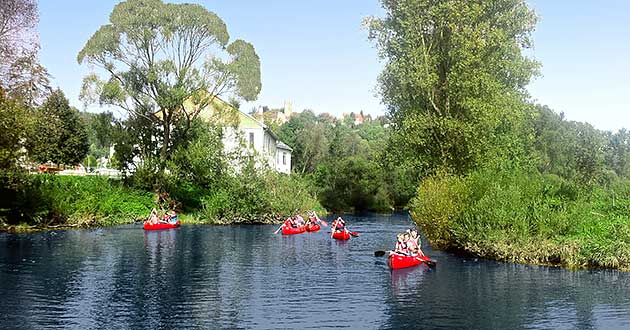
(374, 250, 388, 257)
(313, 212, 328, 227)
(273, 224, 284, 234)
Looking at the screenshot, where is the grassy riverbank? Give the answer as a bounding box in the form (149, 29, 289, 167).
(0, 172, 324, 232)
(410, 168, 630, 271)
(0, 174, 154, 231)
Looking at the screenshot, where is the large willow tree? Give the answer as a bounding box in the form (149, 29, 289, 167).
(78, 0, 261, 162)
(366, 0, 540, 175)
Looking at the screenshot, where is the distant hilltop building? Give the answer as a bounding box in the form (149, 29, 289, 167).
(341, 111, 372, 126)
(253, 100, 294, 125)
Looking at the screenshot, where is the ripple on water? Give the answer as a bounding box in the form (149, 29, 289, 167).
(1, 214, 630, 329)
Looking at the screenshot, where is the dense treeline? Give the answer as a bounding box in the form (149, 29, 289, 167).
(1, 0, 323, 229)
(368, 0, 630, 270)
(272, 110, 416, 213)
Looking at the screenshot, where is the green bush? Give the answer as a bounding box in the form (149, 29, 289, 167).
(410, 167, 630, 270)
(1, 174, 154, 227)
(409, 172, 469, 249)
(198, 166, 324, 224)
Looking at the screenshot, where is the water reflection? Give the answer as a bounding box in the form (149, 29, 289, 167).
(1, 214, 629, 329)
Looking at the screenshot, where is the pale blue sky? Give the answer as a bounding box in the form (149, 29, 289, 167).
(38, 1, 629, 131)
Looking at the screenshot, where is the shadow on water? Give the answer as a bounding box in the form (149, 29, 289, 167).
(1, 213, 629, 329)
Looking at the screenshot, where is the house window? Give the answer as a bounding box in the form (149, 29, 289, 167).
(249, 132, 254, 148)
(282, 152, 286, 165)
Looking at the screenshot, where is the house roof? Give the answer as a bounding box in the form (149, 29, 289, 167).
(276, 141, 293, 151)
(238, 110, 280, 140)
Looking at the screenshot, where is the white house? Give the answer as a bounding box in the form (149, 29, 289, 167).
(196, 98, 293, 174)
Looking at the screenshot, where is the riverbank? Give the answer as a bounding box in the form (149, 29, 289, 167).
(0, 212, 290, 234)
(410, 168, 630, 271)
(0, 173, 325, 233)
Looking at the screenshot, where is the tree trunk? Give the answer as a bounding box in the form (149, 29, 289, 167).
(161, 110, 171, 163)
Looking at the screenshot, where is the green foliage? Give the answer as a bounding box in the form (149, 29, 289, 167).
(530, 104, 630, 185)
(0, 174, 154, 227)
(0, 87, 29, 169)
(164, 120, 226, 208)
(409, 172, 468, 248)
(410, 167, 630, 270)
(314, 156, 391, 212)
(26, 89, 89, 166)
(277, 109, 416, 212)
(111, 107, 160, 173)
(366, 0, 539, 175)
(77, 0, 261, 162)
(198, 165, 324, 224)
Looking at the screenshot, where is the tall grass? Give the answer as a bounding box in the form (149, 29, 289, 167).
(409, 167, 630, 270)
(196, 171, 325, 224)
(1, 173, 154, 227)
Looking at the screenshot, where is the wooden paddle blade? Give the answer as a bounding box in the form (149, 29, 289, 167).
(426, 259, 437, 268)
(374, 250, 387, 257)
(350, 231, 359, 237)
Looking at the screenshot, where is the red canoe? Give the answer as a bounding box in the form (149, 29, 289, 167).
(306, 223, 321, 232)
(143, 220, 181, 230)
(282, 226, 306, 235)
(332, 230, 350, 240)
(388, 253, 431, 270)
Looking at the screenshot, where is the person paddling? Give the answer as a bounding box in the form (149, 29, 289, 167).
(404, 232, 419, 255)
(295, 214, 305, 227)
(305, 211, 315, 225)
(148, 208, 160, 225)
(394, 233, 411, 256)
(406, 228, 426, 257)
(284, 216, 295, 228)
(332, 217, 347, 233)
(166, 210, 178, 224)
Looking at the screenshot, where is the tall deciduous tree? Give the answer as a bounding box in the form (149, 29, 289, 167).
(0, 0, 51, 104)
(27, 89, 89, 166)
(366, 0, 540, 175)
(0, 87, 28, 169)
(0, 0, 37, 60)
(77, 0, 261, 163)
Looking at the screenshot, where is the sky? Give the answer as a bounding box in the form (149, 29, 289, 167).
(37, 0, 629, 132)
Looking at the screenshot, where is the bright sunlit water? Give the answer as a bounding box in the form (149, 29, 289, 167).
(1, 213, 629, 329)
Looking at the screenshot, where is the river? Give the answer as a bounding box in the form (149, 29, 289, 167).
(1, 213, 629, 329)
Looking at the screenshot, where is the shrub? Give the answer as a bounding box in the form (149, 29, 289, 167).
(409, 166, 630, 270)
(1, 174, 154, 227)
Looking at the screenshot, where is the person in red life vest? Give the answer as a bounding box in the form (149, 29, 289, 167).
(147, 208, 160, 225)
(394, 233, 412, 256)
(159, 213, 170, 224)
(404, 232, 419, 255)
(304, 211, 319, 227)
(283, 217, 292, 229)
(285, 216, 301, 228)
(306, 211, 316, 224)
(332, 217, 346, 233)
(165, 210, 178, 224)
(295, 214, 305, 227)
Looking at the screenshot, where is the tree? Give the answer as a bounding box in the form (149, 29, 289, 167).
(27, 89, 89, 166)
(77, 0, 261, 164)
(0, 0, 50, 105)
(366, 0, 539, 175)
(0, 0, 37, 61)
(608, 129, 630, 179)
(296, 123, 329, 174)
(0, 87, 28, 169)
(3, 50, 51, 106)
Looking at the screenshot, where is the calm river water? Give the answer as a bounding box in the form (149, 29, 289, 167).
(1, 213, 630, 329)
